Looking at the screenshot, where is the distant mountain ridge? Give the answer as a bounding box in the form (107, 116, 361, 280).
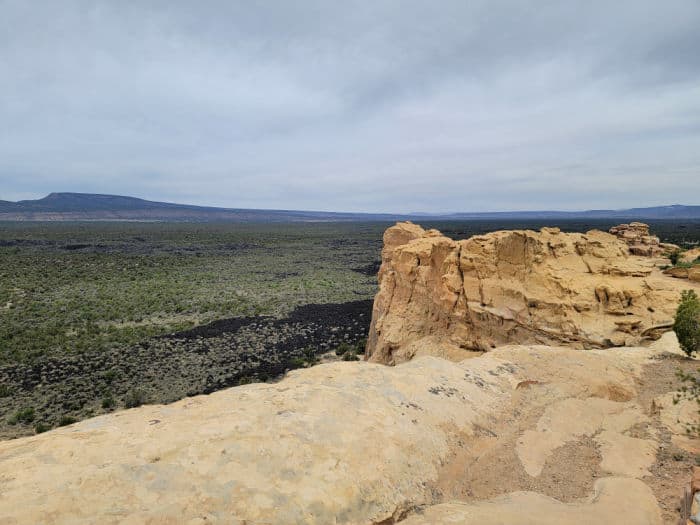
(1, 193, 699, 222)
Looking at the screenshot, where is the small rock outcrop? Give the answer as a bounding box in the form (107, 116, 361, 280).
(366, 222, 698, 364)
(665, 264, 700, 283)
(608, 222, 678, 257)
(681, 247, 700, 264)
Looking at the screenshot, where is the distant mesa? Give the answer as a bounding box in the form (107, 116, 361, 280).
(1, 192, 700, 221)
(0, 193, 397, 222)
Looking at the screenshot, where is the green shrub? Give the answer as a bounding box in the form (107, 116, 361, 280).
(335, 342, 352, 356)
(34, 422, 51, 434)
(669, 251, 681, 265)
(101, 370, 118, 384)
(8, 407, 35, 425)
(124, 389, 147, 408)
(0, 384, 12, 397)
(101, 394, 115, 409)
(300, 347, 319, 366)
(58, 415, 77, 426)
(674, 290, 700, 357)
(290, 358, 307, 368)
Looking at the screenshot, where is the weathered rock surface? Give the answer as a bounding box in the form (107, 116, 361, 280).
(366, 222, 698, 364)
(609, 222, 678, 257)
(681, 247, 700, 264)
(0, 341, 676, 525)
(401, 478, 662, 525)
(664, 264, 700, 282)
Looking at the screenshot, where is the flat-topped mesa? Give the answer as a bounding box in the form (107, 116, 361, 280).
(366, 222, 699, 365)
(608, 222, 679, 257)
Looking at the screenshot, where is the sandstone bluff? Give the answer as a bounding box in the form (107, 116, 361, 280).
(365, 222, 691, 364)
(1, 223, 699, 525)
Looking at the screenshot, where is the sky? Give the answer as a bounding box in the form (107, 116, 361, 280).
(1, 1, 699, 213)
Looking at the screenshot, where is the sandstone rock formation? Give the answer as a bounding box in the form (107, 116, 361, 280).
(681, 247, 700, 264)
(693, 266, 700, 283)
(0, 341, 683, 525)
(609, 222, 678, 257)
(664, 264, 700, 282)
(366, 222, 698, 365)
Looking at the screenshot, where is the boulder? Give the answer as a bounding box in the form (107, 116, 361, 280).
(664, 264, 700, 282)
(664, 266, 690, 279)
(366, 222, 699, 364)
(690, 266, 700, 283)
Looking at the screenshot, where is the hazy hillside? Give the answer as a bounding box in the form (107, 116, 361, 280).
(449, 204, 700, 220)
(0, 193, 699, 222)
(0, 193, 400, 222)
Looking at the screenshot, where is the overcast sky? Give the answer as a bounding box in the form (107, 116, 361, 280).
(1, 1, 699, 212)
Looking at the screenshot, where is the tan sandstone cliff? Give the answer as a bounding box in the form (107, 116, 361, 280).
(366, 222, 698, 365)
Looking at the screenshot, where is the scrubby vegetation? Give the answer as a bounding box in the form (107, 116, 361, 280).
(675, 369, 700, 437)
(123, 389, 147, 409)
(0, 222, 383, 364)
(334, 339, 365, 361)
(8, 407, 35, 425)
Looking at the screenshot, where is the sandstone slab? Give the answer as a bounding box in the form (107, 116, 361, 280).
(401, 477, 662, 525)
(515, 397, 651, 477)
(0, 343, 662, 525)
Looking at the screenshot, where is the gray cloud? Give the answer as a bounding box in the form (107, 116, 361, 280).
(1, 0, 699, 212)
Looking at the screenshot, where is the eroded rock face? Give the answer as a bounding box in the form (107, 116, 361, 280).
(366, 222, 698, 364)
(609, 222, 678, 257)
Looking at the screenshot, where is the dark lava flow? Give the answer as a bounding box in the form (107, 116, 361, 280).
(0, 300, 372, 437)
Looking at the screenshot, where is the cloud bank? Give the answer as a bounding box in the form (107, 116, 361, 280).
(1, 0, 699, 212)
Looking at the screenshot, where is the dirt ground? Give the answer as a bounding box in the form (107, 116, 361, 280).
(426, 350, 699, 525)
(639, 354, 699, 524)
